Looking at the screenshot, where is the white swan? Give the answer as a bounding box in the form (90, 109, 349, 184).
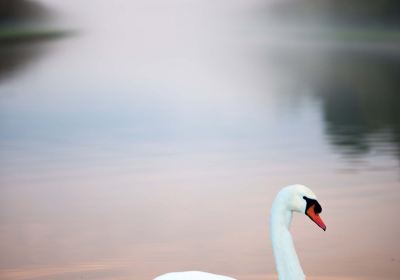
(154, 184, 326, 280)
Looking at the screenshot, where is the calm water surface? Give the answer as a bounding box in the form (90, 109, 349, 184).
(0, 1, 399, 280)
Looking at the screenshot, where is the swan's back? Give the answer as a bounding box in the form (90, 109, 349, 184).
(154, 271, 237, 280)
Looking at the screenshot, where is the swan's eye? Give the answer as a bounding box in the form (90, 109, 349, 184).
(303, 196, 322, 214)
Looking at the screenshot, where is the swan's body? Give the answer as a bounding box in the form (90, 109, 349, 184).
(154, 185, 326, 280)
(154, 271, 236, 280)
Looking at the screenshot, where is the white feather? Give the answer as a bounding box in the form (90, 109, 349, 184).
(154, 271, 236, 280)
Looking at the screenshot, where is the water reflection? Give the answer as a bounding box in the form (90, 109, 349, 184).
(266, 1, 400, 26)
(254, 0, 400, 160)
(319, 51, 400, 159)
(264, 45, 400, 161)
(0, 44, 44, 82)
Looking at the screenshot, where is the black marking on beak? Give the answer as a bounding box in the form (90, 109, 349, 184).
(303, 196, 322, 214)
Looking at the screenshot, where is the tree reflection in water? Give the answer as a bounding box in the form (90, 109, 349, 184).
(318, 50, 400, 159)
(270, 46, 400, 161)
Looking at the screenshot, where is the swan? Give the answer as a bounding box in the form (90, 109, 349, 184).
(154, 184, 326, 280)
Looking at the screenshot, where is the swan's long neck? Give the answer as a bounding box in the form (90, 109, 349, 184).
(269, 193, 305, 280)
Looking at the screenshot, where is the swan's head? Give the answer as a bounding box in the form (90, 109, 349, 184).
(283, 184, 326, 231)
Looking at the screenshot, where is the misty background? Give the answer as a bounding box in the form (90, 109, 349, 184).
(0, 1, 399, 280)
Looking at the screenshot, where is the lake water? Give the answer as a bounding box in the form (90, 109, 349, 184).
(0, 1, 399, 280)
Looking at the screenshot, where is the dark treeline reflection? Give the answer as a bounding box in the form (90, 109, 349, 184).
(320, 52, 400, 158)
(255, 0, 400, 162)
(267, 0, 400, 26)
(0, 44, 43, 82)
(272, 47, 400, 160)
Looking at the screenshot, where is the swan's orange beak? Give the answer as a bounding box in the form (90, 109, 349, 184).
(306, 204, 326, 231)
